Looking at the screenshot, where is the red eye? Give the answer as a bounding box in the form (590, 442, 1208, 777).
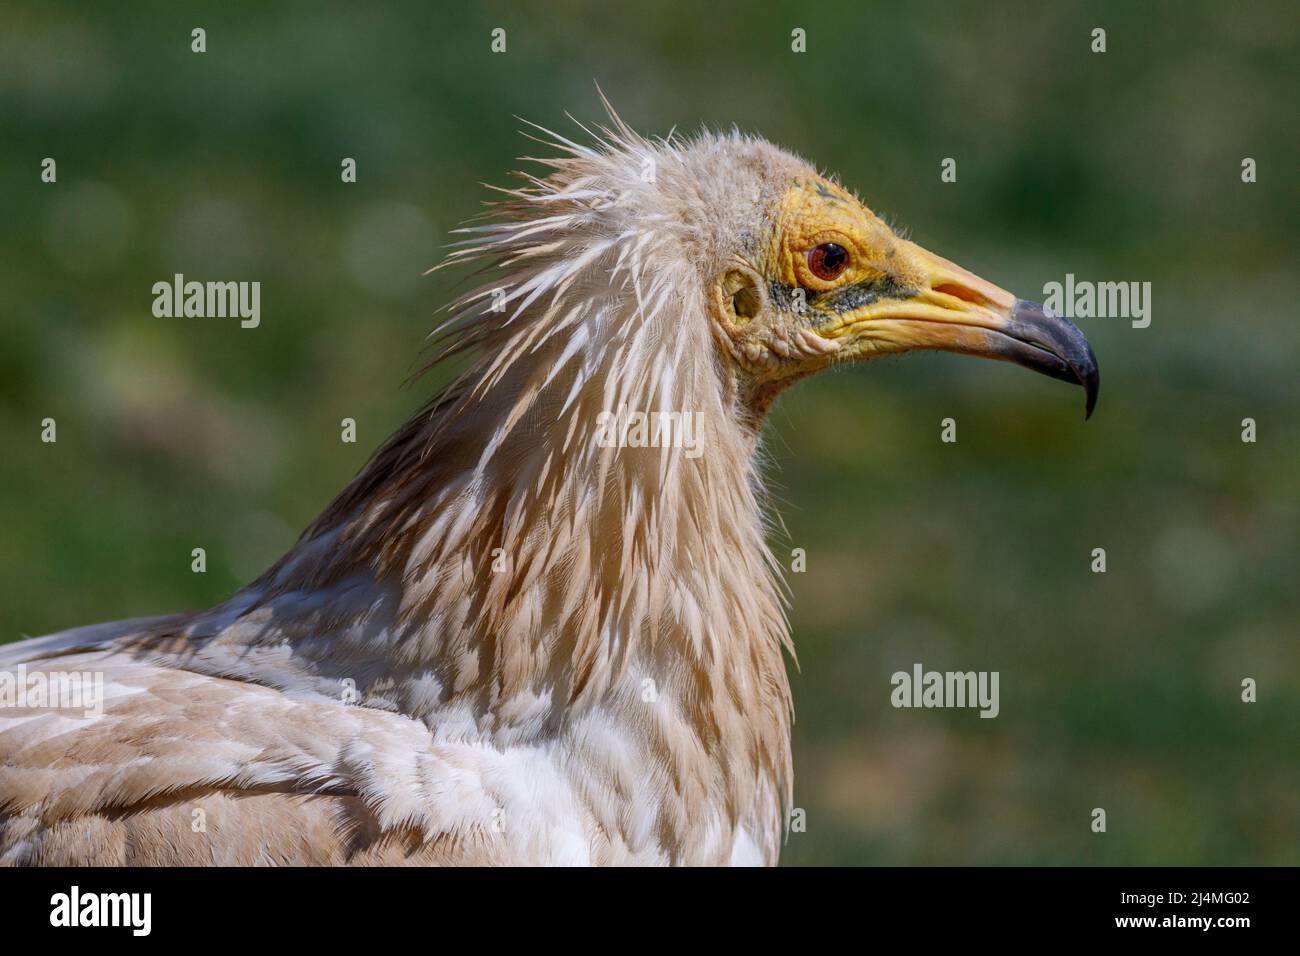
(808, 242, 849, 281)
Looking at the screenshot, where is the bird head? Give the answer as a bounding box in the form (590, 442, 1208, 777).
(709, 167, 1098, 419)
(437, 117, 1098, 455)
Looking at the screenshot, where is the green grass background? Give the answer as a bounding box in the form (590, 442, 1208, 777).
(1, 1, 1296, 864)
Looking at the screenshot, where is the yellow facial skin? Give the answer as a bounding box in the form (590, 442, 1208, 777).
(771, 179, 905, 294)
(718, 176, 1099, 418)
(769, 178, 1015, 349)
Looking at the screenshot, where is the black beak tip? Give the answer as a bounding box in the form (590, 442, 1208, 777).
(1081, 351, 1100, 420)
(1009, 299, 1100, 422)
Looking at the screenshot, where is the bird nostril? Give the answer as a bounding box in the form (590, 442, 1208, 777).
(933, 282, 986, 306)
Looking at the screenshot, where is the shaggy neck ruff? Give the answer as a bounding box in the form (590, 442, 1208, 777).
(186, 122, 799, 860)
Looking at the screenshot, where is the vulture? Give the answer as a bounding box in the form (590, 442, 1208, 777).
(0, 108, 1097, 866)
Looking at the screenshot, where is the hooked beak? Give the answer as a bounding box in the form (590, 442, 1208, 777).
(830, 241, 1100, 418)
(989, 297, 1100, 420)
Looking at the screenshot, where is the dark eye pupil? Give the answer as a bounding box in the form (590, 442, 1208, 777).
(809, 242, 848, 280)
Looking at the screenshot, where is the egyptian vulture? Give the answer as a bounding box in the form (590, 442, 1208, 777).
(0, 110, 1097, 866)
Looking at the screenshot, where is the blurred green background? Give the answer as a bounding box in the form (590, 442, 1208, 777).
(2, 1, 1297, 864)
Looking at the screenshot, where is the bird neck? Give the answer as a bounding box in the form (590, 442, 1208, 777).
(237, 284, 794, 860)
